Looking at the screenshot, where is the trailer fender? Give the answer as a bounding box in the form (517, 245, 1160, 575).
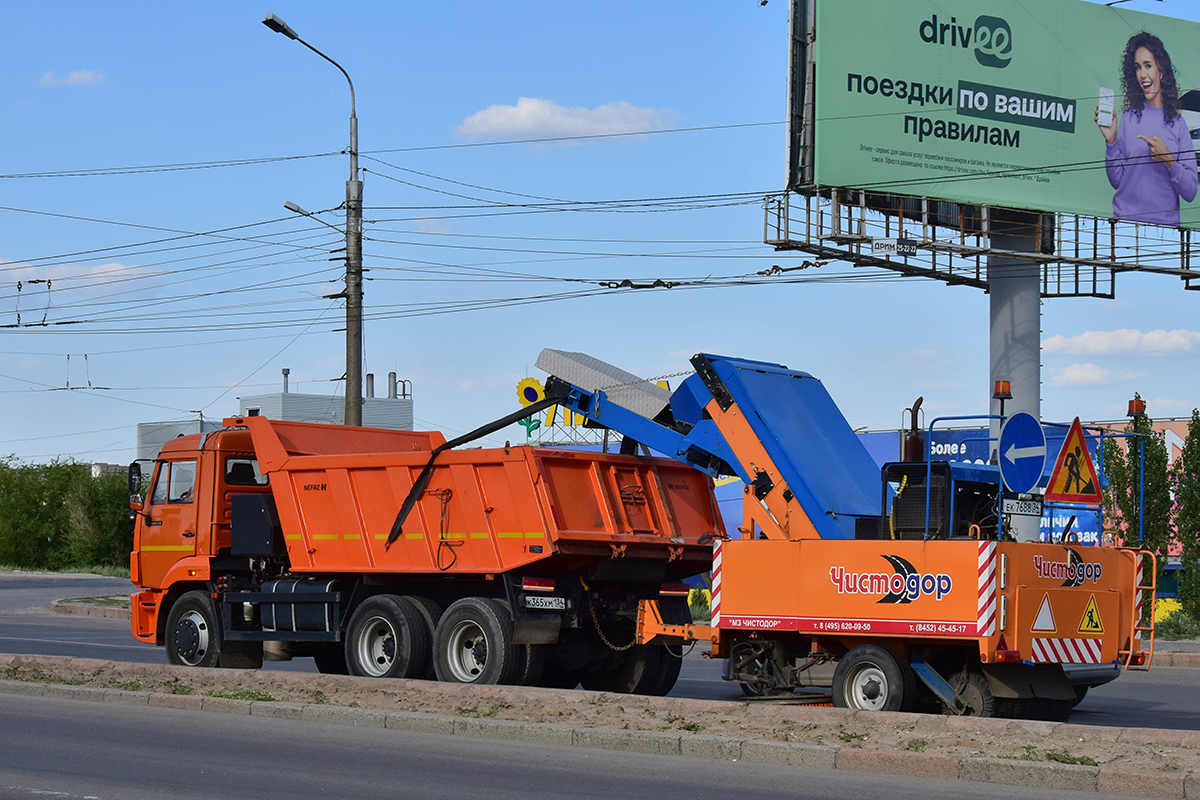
(980, 662, 1075, 701)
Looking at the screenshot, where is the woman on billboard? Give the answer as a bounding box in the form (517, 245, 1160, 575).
(1096, 31, 1197, 227)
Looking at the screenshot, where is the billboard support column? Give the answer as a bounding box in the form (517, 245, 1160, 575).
(988, 214, 1042, 542)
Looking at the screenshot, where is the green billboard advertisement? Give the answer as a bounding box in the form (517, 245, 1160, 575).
(811, 0, 1200, 228)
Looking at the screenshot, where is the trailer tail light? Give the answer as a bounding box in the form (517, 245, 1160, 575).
(521, 577, 555, 592)
(993, 635, 1021, 663)
(659, 583, 691, 597)
(1127, 651, 1147, 667)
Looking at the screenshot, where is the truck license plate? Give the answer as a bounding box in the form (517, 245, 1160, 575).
(524, 595, 566, 610)
(1002, 497, 1043, 517)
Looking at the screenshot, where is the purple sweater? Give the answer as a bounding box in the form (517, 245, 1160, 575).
(1105, 106, 1198, 226)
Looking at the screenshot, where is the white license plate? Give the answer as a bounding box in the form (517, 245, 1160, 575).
(1002, 497, 1043, 517)
(524, 595, 565, 610)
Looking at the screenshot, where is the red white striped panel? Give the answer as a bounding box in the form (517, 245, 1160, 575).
(711, 539, 722, 627)
(1030, 637, 1103, 664)
(1134, 554, 1143, 640)
(976, 541, 997, 637)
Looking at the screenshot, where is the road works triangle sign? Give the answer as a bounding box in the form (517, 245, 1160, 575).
(1045, 417, 1102, 504)
(1078, 594, 1105, 634)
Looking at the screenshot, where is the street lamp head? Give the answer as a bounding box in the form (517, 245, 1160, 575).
(262, 13, 299, 41)
(283, 200, 308, 216)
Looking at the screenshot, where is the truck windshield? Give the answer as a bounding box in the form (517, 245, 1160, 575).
(149, 461, 197, 505)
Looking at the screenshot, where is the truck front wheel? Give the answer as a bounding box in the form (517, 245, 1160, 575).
(166, 590, 222, 668)
(832, 645, 913, 712)
(345, 595, 431, 679)
(433, 597, 521, 685)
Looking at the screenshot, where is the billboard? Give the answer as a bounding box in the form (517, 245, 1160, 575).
(805, 0, 1200, 228)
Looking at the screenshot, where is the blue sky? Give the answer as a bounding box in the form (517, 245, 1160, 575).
(1, 0, 1198, 464)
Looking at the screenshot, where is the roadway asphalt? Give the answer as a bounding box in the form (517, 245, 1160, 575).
(2, 570, 1198, 728)
(0, 692, 1136, 800)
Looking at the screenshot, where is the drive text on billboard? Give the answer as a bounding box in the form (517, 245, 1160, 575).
(810, 0, 1200, 228)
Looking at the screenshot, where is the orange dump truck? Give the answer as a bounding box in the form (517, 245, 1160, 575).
(129, 413, 718, 694)
(540, 349, 1153, 718)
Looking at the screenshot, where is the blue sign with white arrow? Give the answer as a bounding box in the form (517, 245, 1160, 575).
(998, 412, 1046, 494)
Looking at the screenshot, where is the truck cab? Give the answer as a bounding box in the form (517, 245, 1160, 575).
(130, 429, 269, 644)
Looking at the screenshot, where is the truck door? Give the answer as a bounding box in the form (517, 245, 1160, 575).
(136, 459, 199, 588)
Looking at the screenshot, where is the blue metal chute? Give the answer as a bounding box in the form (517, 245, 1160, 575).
(539, 349, 882, 540)
(692, 355, 881, 539)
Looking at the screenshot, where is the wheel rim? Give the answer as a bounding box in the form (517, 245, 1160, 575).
(173, 610, 209, 667)
(354, 614, 398, 677)
(444, 619, 488, 682)
(844, 663, 889, 711)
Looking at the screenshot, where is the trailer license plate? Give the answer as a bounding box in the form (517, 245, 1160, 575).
(1002, 497, 1043, 517)
(524, 595, 565, 610)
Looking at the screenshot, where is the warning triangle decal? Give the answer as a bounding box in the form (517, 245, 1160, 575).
(1078, 594, 1105, 634)
(1032, 593, 1056, 632)
(1045, 417, 1103, 505)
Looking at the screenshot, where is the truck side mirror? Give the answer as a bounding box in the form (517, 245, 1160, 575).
(128, 462, 142, 495)
(128, 493, 145, 512)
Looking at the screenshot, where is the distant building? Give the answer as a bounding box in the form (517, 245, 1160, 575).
(89, 462, 125, 479)
(136, 419, 222, 461)
(237, 369, 413, 430)
(134, 371, 414, 462)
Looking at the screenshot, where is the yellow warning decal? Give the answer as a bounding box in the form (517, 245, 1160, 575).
(1031, 592, 1056, 632)
(1045, 417, 1102, 504)
(1078, 594, 1105, 634)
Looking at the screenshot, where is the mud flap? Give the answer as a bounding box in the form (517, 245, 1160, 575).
(981, 663, 1075, 701)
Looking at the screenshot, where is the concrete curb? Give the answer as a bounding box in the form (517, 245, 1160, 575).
(49, 600, 130, 620)
(0, 671, 1189, 797)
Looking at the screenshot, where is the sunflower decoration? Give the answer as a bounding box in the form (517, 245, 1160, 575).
(515, 377, 545, 437)
(516, 377, 545, 407)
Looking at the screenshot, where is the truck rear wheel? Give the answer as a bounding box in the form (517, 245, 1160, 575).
(403, 595, 443, 680)
(433, 597, 522, 685)
(832, 645, 913, 712)
(345, 595, 431, 679)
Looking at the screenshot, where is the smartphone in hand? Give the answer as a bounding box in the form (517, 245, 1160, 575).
(1098, 87, 1115, 128)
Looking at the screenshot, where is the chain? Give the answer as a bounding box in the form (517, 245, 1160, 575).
(596, 369, 694, 393)
(586, 593, 635, 652)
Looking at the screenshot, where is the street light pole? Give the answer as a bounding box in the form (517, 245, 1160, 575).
(263, 13, 363, 426)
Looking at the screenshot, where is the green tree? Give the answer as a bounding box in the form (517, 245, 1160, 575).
(1173, 409, 1200, 618)
(0, 458, 88, 569)
(1101, 396, 1171, 581)
(65, 471, 134, 568)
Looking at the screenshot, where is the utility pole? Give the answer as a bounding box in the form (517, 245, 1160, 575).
(263, 13, 363, 426)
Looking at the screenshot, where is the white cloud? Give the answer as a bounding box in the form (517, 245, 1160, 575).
(40, 70, 104, 88)
(1042, 328, 1200, 355)
(457, 97, 676, 140)
(1049, 363, 1143, 386)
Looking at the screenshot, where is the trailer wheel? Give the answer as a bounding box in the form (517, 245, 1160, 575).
(832, 645, 913, 712)
(648, 644, 683, 696)
(579, 645, 663, 695)
(433, 597, 522, 685)
(945, 670, 994, 717)
(165, 590, 221, 668)
(345, 595, 431, 679)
